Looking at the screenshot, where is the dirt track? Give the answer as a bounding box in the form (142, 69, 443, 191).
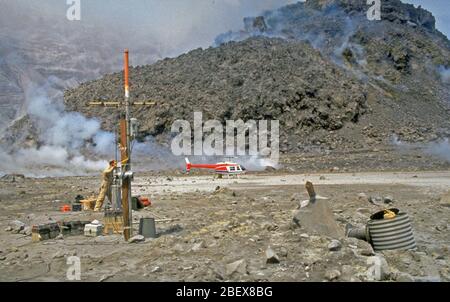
(134, 171, 450, 195)
(0, 170, 449, 282)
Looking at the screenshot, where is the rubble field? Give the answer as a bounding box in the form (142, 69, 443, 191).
(0, 166, 449, 282)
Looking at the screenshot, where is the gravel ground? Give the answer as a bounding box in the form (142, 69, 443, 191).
(0, 166, 449, 282)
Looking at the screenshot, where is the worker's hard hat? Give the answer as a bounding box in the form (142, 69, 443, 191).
(109, 159, 117, 166)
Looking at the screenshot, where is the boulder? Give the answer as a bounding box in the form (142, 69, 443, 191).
(328, 240, 342, 252)
(366, 255, 391, 281)
(191, 241, 206, 252)
(265, 247, 280, 264)
(324, 269, 341, 281)
(129, 235, 145, 243)
(9, 220, 25, 234)
(226, 259, 248, 276)
(358, 193, 368, 201)
(439, 191, 450, 207)
(369, 196, 384, 205)
(293, 201, 343, 238)
(383, 195, 394, 204)
(279, 247, 288, 258)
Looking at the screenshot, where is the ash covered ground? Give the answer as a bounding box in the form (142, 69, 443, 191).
(0, 153, 449, 282)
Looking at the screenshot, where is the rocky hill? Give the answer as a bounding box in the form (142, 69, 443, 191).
(63, 0, 450, 154)
(65, 37, 368, 152)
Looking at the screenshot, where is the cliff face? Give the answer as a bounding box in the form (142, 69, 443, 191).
(304, 0, 437, 31)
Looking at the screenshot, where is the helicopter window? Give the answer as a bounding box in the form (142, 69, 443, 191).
(229, 166, 236, 171)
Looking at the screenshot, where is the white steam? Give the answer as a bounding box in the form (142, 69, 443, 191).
(423, 139, 450, 162)
(1, 0, 296, 59)
(214, 1, 364, 67)
(391, 134, 450, 163)
(237, 155, 281, 171)
(1, 0, 298, 177)
(28, 94, 101, 150)
(0, 81, 113, 177)
(438, 65, 450, 83)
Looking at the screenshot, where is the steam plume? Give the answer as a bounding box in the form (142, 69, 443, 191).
(391, 135, 450, 163)
(0, 0, 296, 176)
(438, 65, 450, 83)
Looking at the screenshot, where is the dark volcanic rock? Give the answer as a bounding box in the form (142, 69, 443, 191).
(65, 37, 367, 152)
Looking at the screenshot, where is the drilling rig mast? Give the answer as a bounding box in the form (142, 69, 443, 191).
(89, 49, 156, 241)
(121, 49, 132, 241)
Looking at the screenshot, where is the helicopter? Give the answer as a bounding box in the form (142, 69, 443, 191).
(185, 157, 246, 175)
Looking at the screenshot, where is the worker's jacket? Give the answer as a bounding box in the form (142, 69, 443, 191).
(101, 166, 115, 185)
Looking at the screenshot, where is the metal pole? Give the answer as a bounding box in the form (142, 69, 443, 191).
(121, 49, 132, 241)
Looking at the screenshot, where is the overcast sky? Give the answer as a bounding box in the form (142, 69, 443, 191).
(1, 0, 448, 55)
(77, 0, 450, 39)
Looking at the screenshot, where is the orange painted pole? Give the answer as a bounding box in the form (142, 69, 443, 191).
(124, 49, 130, 99)
(120, 119, 130, 241)
(121, 49, 132, 241)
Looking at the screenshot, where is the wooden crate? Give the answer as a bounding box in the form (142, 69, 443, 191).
(103, 210, 124, 235)
(80, 198, 96, 211)
(31, 223, 60, 242)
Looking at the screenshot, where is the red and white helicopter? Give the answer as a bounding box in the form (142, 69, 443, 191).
(185, 158, 246, 176)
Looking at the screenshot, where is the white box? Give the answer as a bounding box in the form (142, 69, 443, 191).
(84, 224, 103, 237)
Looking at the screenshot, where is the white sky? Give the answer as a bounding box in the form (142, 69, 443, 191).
(1, 0, 448, 56)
